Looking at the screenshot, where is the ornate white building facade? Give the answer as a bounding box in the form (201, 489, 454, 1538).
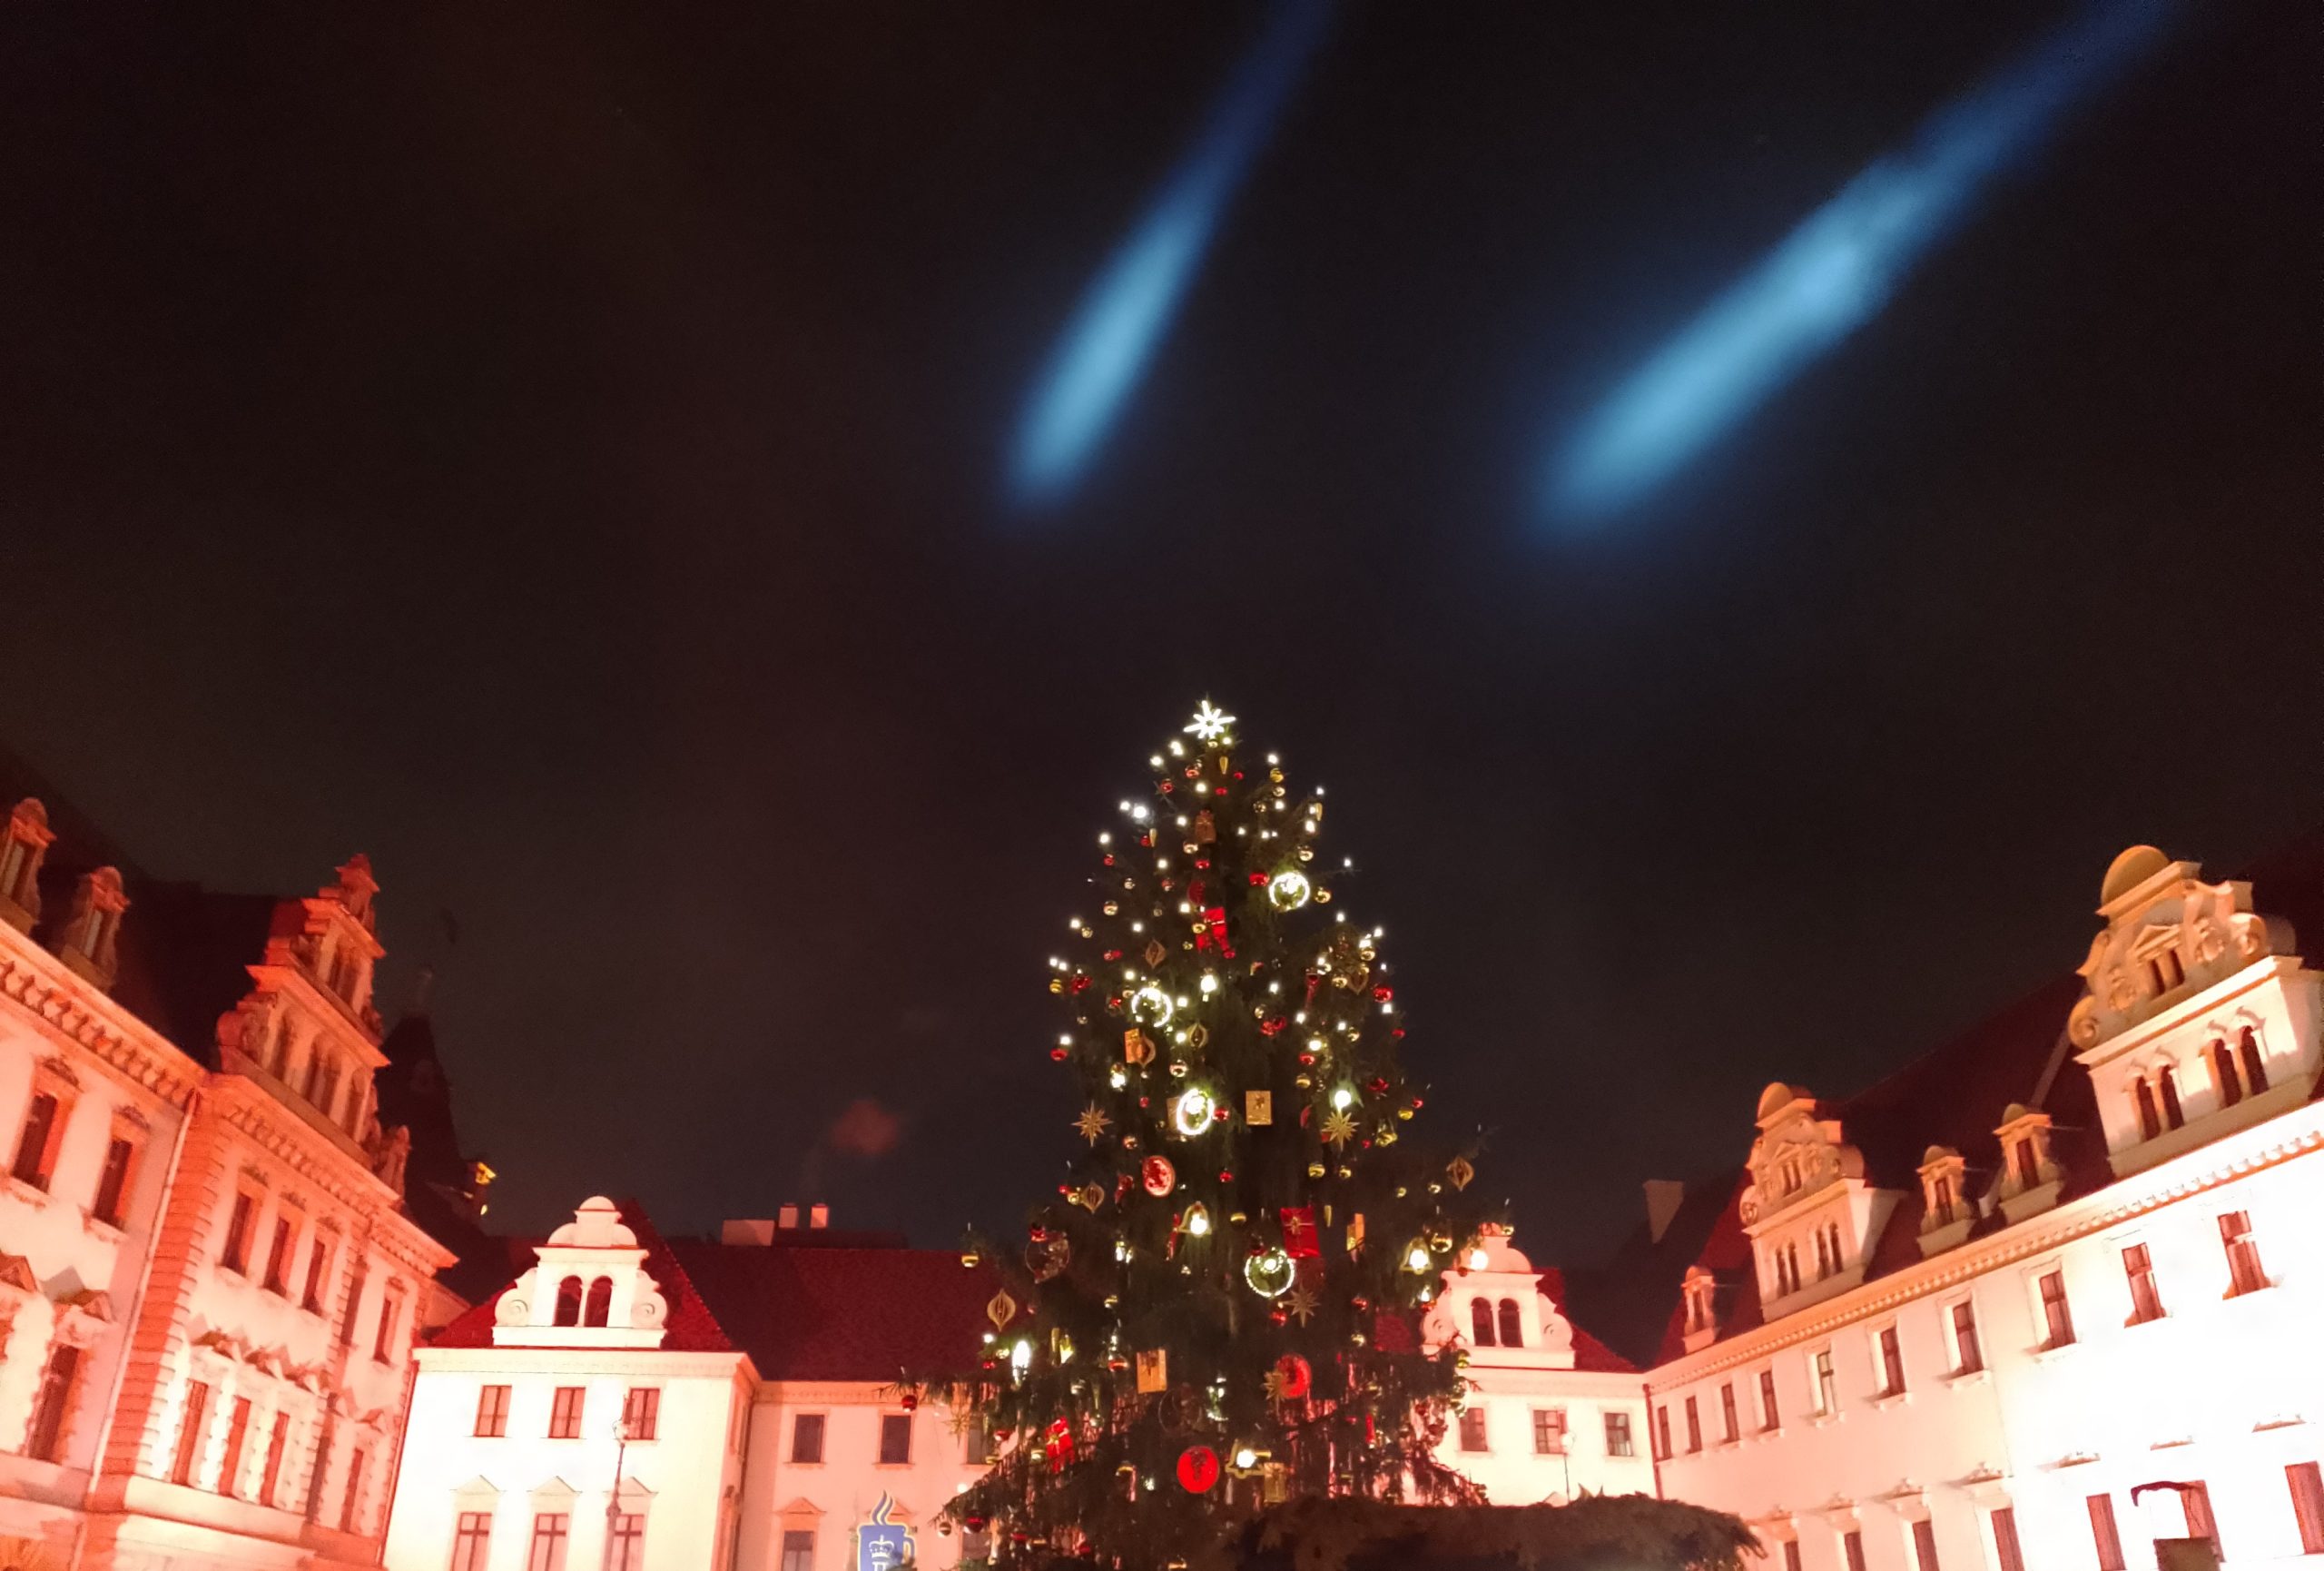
(1636, 842, 2324, 1571)
(0, 758, 454, 1570)
(385, 1199, 999, 1571)
(1419, 1228, 1654, 1505)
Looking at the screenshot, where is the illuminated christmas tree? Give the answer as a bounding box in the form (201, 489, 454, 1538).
(931, 702, 1490, 1569)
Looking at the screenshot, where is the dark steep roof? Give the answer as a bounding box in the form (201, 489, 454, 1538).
(376, 1010, 504, 1307)
(670, 1238, 1000, 1382)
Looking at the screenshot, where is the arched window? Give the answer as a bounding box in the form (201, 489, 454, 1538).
(2209, 1041, 2243, 1108)
(553, 1275, 584, 1327)
(584, 1276, 614, 1329)
(1496, 1299, 1522, 1348)
(2133, 1078, 2162, 1141)
(1813, 1230, 1830, 1280)
(2238, 1027, 2268, 1095)
(1470, 1298, 1496, 1347)
(2158, 1067, 2184, 1131)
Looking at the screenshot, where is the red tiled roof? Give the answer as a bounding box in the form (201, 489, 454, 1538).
(1533, 1268, 1634, 1373)
(667, 1239, 998, 1383)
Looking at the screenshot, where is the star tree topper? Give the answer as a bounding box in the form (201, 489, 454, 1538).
(1183, 699, 1236, 742)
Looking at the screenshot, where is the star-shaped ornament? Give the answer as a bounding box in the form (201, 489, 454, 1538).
(1263, 1368, 1293, 1401)
(1284, 1285, 1320, 1327)
(1183, 699, 1236, 742)
(1075, 1105, 1114, 1146)
(1321, 1109, 1357, 1148)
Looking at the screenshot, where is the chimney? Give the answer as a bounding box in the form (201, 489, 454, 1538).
(809, 1203, 830, 1230)
(1644, 1180, 1687, 1244)
(777, 1203, 800, 1230)
(721, 1219, 776, 1247)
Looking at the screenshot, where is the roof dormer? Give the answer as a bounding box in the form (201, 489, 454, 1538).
(1739, 1084, 1901, 1319)
(1419, 1225, 1579, 1371)
(1992, 1105, 2062, 1223)
(0, 799, 54, 933)
(1915, 1146, 1971, 1257)
(55, 866, 128, 990)
(2070, 846, 2320, 1179)
(493, 1197, 670, 1350)
(1679, 1265, 1718, 1354)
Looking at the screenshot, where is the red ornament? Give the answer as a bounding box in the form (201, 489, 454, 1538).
(901, 1390, 920, 1411)
(1367, 1076, 1390, 1095)
(1176, 1446, 1221, 1493)
(1280, 1206, 1320, 1259)
(1142, 1156, 1177, 1197)
(1261, 1016, 1287, 1036)
(1160, 781, 1174, 794)
(1373, 985, 1393, 1002)
(1274, 1353, 1313, 1398)
(1218, 1171, 1234, 1184)
(1050, 1045, 1070, 1061)
(1248, 872, 1269, 886)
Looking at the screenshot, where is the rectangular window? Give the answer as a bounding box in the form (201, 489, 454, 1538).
(1604, 1411, 1633, 1457)
(1655, 1405, 1671, 1459)
(475, 1385, 511, 1438)
(623, 1387, 660, 1441)
(791, 1412, 825, 1464)
(2288, 1463, 2324, 1556)
(2088, 1494, 2125, 1571)
(1952, 1301, 1983, 1374)
(1682, 1395, 1701, 1452)
(1782, 1542, 1802, 1571)
(527, 1511, 570, 1571)
(340, 1446, 367, 1533)
(1459, 1407, 1488, 1453)
(1843, 1528, 1866, 1571)
(452, 1512, 493, 1571)
(879, 1412, 912, 1464)
(2182, 1482, 2219, 1548)
(222, 1191, 256, 1273)
(780, 1530, 815, 1571)
(2221, 1211, 2268, 1295)
(302, 1239, 332, 1314)
(2038, 1270, 2074, 1348)
(263, 1219, 295, 1295)
(260, 1412, 289, 1507)
(91, 1135, 136, 1227)
(547, 1387, 586, 1440)
(12, 1091, 59, 1188)
(1912, 1517, 1940, 1571)
(607, 1512, 645, 1571)
(2013, 1137, 2041, 1191)
(1531, 1408, 1566, 1456)
(1877, 1326, 1905, 1395)
(2122, 1243, 2163, 1323)
(372, 1288, 404, 1365)
(218, 1397, 253, 1497)
(338, 1264, 367, 1346)
(24, 1343, 81, 1463)
(1990, 1507, 2025, 1571)
(963, 1412, 994, 1463)
(172, 1380, 212, 1486)
(1813, 1349, 1837, 1414)
(1720, 1382, 1738, 1442)
(1759, 1368, 1780, 1430)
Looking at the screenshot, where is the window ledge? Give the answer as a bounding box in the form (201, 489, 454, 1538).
(2223, 1281, 2277, 1302)
(1807, 1412, 1843, 1429)
(1710, 1438, 1742, 1453)
(83, 1211, 124, 1243)
(1870, 1389, 1911, 1410)
(2124, 1312, 2170, 1330)
(2031, 1340, 2081, 1366)
(5, 1175, 53, 1208)
(1943, 1367, 1991, 1389)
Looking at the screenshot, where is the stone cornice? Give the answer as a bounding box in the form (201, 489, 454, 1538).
(0, 927, 202, 1105)
(1649, 1098, 2324, 1390)
(210, 1081, 456, 1271)
(417, 1346, 750, 1379)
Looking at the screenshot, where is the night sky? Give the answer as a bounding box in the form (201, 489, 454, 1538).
(0, 5, 2315, 1266)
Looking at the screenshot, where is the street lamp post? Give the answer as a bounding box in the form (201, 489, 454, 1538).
(606, 1415, 635, 1567)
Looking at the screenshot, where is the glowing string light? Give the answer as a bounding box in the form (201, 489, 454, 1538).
(1007, 0, 1333, 509)
(1546, 1, 2171, 523)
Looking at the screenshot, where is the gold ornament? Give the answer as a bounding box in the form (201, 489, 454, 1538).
(1447, 1156, 1475, 1191)
(987, 1289, 1019, 1331)
(1244, 1090, 1273, 1126)
(1187, 1023, 1209, 1051)
(1075, 1105, 1114, 1146)
(1144, 939, 1167, 968)
(1136, 1349, 1168, 1393)
(1124, 1029, 1156, 1065)
(1320, 1109, 1356, 1148)
(1266, 871, 1312, 911)
(1284, 1285, 1320, 1327)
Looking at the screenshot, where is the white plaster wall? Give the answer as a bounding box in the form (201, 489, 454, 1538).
(386, 1349, 748, 1571)
(745, 1386, 986, 1571)
(1435, 1369, 1656, 1505)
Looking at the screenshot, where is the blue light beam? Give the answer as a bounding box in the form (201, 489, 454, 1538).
(1009, 0, 1332, 510)
(1548, 1, 2171, 525)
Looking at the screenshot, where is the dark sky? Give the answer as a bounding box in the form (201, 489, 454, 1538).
(0, 5, 2315, 1266)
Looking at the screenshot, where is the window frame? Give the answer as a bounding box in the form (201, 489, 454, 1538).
(172, 1379, 212, 1486)
(24, 1341, 82, 1464)
(1948, 1299, 1984, 1375)
(2220, 1210, 2269, 1296)
(2035, 1266, 2075, 1349)
(1719, 1380, 1738, 1443)
(1603, 1409, 1634, 1457)
(1683, 1394, 1701, 1453)
(1811, 1347, 1837, 1416)
(2287, 1463, 2324, 1557)
(475, 1384, 511, 1439)
(1531, 1407, 1567, 1457)
(1758, 1367, 1781, 1431)
(527, 1510, 571, 1571)
(547, 1386, 586, 1441)
(451, 1510, 494, 1571)
(1457, 1406, 1489, 1455)
(2088, 1493, 2126, 1571)
(1874, 1323, 1905, 1397)
(622, 1386, 661, 1443)
(90, 1128, 139, 1228)
(2122, 1241, 2164, 1324)
(221, 1191, 259, 1277)
(790, 1411, 826, 1465)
